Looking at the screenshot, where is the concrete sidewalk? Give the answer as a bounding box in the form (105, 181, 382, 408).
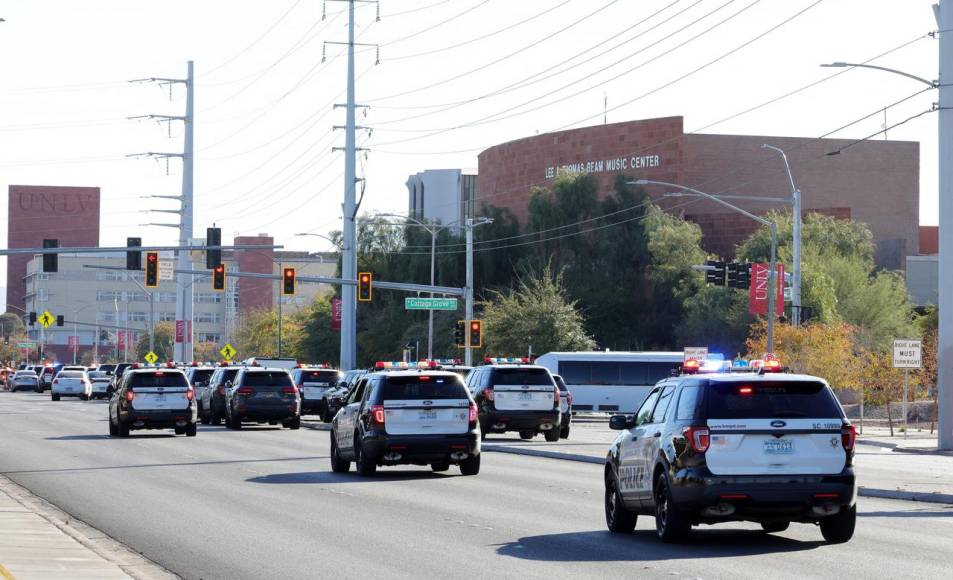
(0, 477, 176, 580)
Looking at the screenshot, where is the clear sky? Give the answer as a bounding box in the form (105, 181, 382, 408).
(0, 0, 941, 289)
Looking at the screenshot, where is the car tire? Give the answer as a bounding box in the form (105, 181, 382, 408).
(330, 434, 350, 473)
(174, 426, 186, 436)
(321, 409, 333, 423)
(51, 394, 60, 401)
(287, 417, 301, 430)
(80, 394, 88, 401)
(185, 423, 197, 437)
(109, 417, 118, 437)
(355, 438, 376, 476)
(200, 411, 210, 425)
(210, 409, 221, 426)
(118, 422, 130, 438)
(605, 472, 637, 533)
(654, 472, 691, 543)
(560, 424, 571, 439)
(544, 427, 560, 442)
(431, 462, 450, 472)
(519, 430, 535, 440)
(761, 521, 790, 534)
(819, 504, 856, 544)
(229, 412, 242, 430)
(459, 454, 480, 476)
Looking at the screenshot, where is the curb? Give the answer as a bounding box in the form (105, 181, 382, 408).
(484, 445, 953, 506)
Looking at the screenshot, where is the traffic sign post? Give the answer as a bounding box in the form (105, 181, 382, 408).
(683, 347, 708, 362)
(893, 339, 923, 439)
(404, 297, 458, 311)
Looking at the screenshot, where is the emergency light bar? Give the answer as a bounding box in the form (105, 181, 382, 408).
(484, 357, 531, 364)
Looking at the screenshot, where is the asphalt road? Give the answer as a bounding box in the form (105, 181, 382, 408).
(1, 391, 952, 580)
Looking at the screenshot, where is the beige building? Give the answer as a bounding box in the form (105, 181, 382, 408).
(22, 250, 335, 362)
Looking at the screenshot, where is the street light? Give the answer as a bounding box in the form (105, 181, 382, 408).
(761, 144, 803, 327)
(294, 232, 340, 249)
(633, 179, 779, 352)
(72, 304, 93, 365)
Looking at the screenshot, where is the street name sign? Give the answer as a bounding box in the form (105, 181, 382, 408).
(892, 339, 922, 369)
(17, 342, 35, 348)
(405, 297, 458, 311)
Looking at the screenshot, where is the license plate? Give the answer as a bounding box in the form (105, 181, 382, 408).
(418, 410, 437, 420)
(763, 439, 794, 454)
(519, 392, 533, 400)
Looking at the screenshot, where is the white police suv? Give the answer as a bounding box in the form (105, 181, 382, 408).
(604, 355, 857, 544)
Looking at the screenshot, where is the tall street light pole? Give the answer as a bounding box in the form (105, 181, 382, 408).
(72, 304, 93, 365)
(821, 21, 950, 449)
(762, 144, 802, 327)
(634, 179, 779, 352)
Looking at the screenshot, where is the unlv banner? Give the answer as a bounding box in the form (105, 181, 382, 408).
(331, 298, 342, 331)
(749, 262, 785, 316)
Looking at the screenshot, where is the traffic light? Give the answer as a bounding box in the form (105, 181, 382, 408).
(736, 262, 751, 290)
(206, 227, 222, 269)
(454, 320, 466, 348)
(29, 312, 36, 325)
(3, 336, 8, 345)
(282, 267, 297, 295)
(126, 237, 142, 271)
(212, 263, 226, 292)
(358, 272, 372, 302)
(56, 315, 64, 327)
(705, 260, 726, 286)
(145, 252, 159, 288)
(42, 239, 58, 273)
(468, 320, 483, 348)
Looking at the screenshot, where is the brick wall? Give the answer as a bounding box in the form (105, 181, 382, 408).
(233, 235, 274, 316)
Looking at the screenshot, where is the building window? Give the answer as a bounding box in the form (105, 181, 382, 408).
(127, 311, 148, 322)
(158, 292, 176, 303)
(97, 290, 120, 302)
(129, 291, 150, 302)
(96, 271, 124, 281)
(158, 311, 176, 322)
(195, 312, 222, 324)
(97, 312, 117, 323)
(37, 289, 49, 302)
(38, 273, 50, 281)
(195, 293, 223, 304)
(197, 333, 222, 344)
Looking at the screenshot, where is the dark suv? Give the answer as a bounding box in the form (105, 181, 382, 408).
(200, 365, 242, 425)
(466, 364, 561, 441)
(604, 367, 857, 543)
(330, 370, 480, 476)
(225, 368, 301, 430)
(290, 366, 344, 418)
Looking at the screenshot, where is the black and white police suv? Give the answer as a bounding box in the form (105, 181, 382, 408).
(604, 355, 857, 544)
(290, 364, 343, 418)
(108, 365, 197, 437)
(330, 363, 480, 476)
(466, 358, 562, 441)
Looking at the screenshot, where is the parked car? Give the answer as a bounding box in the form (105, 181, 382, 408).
(224, 368, 301, 430)
(11, 370, 40, 392)
(87, 370, 112, 399)
(51, 370, 92, 401)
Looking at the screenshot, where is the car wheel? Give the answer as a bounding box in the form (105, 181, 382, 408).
(200, 411, 210, 425)
(761, 521, 790, 534)
(431, 462, 450, 472)
(51, 394, 60, 401)
(118, 422, 130, 438)
(108, 416, 118, 437)
(819, 504, 856, 544)
(654, 472, 691, 542)
(185, 423, 198, 437)
(80, 394, 88, 401)
(210, 408, 221, 426)
(459, 453, 480, 476)
(330, 433, 350, 473)
(269, 420, 278, 426)
(174, 426, 186, 436)
(560, 424, 571, 439)
(519, 430, 535, 440)
(355, 437, 376, 476)
(544, 427, 560, 442)
(321, 409, 333, 423)
(229, 411, 242, 430)
(605, 472, 637, 533)
(287, 417, 301, 430)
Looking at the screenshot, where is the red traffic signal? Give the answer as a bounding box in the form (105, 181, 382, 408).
(212, 264, 226, 292)
(282, 267, 296, 295)
(468, 320, 483, 348)
(358, 272, 372, 302)
(144, 251, 159, 288)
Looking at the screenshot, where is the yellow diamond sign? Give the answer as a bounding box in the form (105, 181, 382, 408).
(220, 343, 236, 360)
(38, 310, 55, 329)
(144, 351, 158, 365)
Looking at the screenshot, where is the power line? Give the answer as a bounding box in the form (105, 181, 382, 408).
(200, 0, 306, 78)
(380, 0, 491, 47)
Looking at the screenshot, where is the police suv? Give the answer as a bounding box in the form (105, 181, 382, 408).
(466, 358, 562, 441)
(604, 355, 857, 544)
(108, 365, 198, 437)
(330, 362, 480, 476)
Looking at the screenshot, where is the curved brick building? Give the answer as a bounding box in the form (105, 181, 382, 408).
(476, 116, 919, 267)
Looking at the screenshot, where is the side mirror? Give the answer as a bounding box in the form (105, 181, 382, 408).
(609, 415, 632, 431)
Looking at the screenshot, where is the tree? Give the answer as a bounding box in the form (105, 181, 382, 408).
(233, 309, 302, 360)
(135, 322, 174, 362)
(676, 287, 755, 356)
(480, 264, 595, 356)
(745, 320, 859, 392)
(295, 295, 342, 365)
(193, 341, 220, 363)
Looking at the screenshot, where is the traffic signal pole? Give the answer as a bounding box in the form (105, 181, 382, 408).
(465, 219, 474, 366)
(938, 0, 953, 450)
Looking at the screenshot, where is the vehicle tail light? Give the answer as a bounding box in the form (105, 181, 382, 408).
(814, 493, 840, 499)
(125, 389, 135, 402)
(841, 424, 856, 452)
(554, 387, 560, 406)
(566, 391, 573, 405)
(683, 425, 710, 453)
(719, 493, 749, 500)
(282, 386, 298, 395)
(186, 387, 195, 401)
(236, 386, 255, 396)
(482, 387, 494, 401)
(370, 404, 385, 427)
(468, 402, 478, 429)
(52, 379, 58, 385)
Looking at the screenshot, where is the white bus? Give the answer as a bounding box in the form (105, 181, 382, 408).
(534, 351, 684, 413)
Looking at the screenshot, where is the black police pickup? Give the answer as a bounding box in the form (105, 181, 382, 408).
(604, 358, 857, 543)
(466, 359, 562, 441)
(330, 370, 480, 476)
(225, 367, 301, 430)
(108, 366, 197, 437)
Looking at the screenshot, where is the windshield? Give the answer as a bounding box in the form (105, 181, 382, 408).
(190, 369, 214, 383)
(58, 371, 84, 379)
(241, 371, 294, 387)
(381, 375, 469, 400)
(706, 380, 842, 419)
(129, 372, 189, 388)
(492, 368, 553, 386)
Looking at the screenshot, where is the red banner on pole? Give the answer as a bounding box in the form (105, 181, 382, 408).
(68, 335, 79, 353)
(749, 263, 785, 316)
(331, 298, 342, 331)
(175, 320, 184, 343)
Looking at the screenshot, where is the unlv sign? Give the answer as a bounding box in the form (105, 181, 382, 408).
(749, 262, 784, 316)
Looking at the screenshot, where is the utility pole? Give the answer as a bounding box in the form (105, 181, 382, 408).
(937, 0, 953, 450)
(277, 259, 283, 357)
(464, 217, 493, 366)
(762, 144, 802, 326)
(129, 61, 195, 364)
